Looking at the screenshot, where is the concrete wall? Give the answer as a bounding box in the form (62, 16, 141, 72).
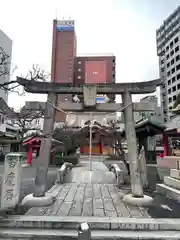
(0, 29, 12, 103)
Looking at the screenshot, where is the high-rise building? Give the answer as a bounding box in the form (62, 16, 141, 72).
(156, 6, 180, 123)
(0, 29, 12, 103)
(51, 19, 77, 121)
(51, 19, 77, 101)
(73, 54, 116, 103)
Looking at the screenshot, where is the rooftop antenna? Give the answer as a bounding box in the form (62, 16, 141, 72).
(55, 7, 57, 20)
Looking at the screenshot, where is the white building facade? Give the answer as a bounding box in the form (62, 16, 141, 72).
(0, 29, 12, 103)
(157, 6, 180, 123)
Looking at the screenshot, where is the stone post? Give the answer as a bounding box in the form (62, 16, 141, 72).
(122, 90, 143, 197)
(22, 93, 56, 206)
(1, 153, 22, 209)
(138, 146, 148, 187)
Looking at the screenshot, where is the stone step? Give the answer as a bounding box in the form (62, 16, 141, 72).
(0, 228, 180, 240)
(156, 183, 180, 202)
(1, 215, 180, 231)
(164, 176, 180, 190)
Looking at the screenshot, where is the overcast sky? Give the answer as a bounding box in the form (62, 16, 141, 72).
(0, 0, 179, 109)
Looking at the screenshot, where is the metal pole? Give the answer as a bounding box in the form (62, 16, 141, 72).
(89, 112, 92, 171)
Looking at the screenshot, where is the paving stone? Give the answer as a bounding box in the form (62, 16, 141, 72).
(82, 198, 93, 216)
(126, 204, 143, 218)
(56, 201, 72, 216)
(101, 184, 111, 199)
(93, 184, 102, 199)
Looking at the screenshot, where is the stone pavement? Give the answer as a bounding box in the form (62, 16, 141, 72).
(25, 158, 180, 219)
(26, 160, 150, 218)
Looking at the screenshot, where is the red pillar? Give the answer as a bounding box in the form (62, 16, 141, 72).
(80, 145, 83, 154)
(163, 134, 168, 156)
(100, 140, 103, 154)
(27, 145, 33, 165)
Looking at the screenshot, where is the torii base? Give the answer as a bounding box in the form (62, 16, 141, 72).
(21, 193, 54, 207)
(122, 194, 153, 207)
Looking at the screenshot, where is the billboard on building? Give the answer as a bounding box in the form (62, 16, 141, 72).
(85, 60, 107, 83)
(56, 20, 74, 31)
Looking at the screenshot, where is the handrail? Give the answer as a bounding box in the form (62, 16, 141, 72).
(78, 222, 91, 240)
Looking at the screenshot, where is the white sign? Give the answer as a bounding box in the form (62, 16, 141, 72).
(1, 153, 22, 209)
(57, 20, 74, 28)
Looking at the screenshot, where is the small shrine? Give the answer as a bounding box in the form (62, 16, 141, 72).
(23, 136, 64, 165)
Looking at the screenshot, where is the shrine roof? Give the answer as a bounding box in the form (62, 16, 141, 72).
(23, 135, 64, 146)
(121, 119, 165, 136)
(0, 98, 16, 117)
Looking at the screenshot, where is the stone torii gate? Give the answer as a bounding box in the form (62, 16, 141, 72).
(17, 77, 161, 206)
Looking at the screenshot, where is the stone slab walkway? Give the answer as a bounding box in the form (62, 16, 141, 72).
(26, 160, 149, 218)
(25, 158, 180, 219)
(26, 183, 149, 218)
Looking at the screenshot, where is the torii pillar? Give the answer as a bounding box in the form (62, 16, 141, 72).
(22, 92, 56, 206)
(122, 89, 153, 206)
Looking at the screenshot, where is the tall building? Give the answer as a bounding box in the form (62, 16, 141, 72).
(51, 19, 77, 101)
(51, 19, 116, 122)
(157, 6, 180, 123)
(51, 19, 77, 121)
(0, 30, 12, 103)
(73, 54, 116, 103)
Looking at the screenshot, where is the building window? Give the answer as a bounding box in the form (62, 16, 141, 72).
(166, 46, 169, 52)
(78, 76, 81, 79)
(167, 71, 170, 77)
(161, 67, 164, 73)
(175, 37, 179, 44)
(171, 59, 175, 65)
(168, 97, 172, 103)
(161, 59, 165, 64)
(175, 46, 179, 52)
(172, 77, 176, 83)
(78, 68, 81, 72)
(176, 55, 180, 62)
(170, 41, 174, 48)
(172, 68, 175, 74)
(168, 80, 171, 85)
(173, 95, 177, 101)
(172, 86, 176, 92)
(168, 88, 171, 94)
(78, 61, 81, 64)
(167, 62, 170, 68)
(170, 50, 174, 56)
(176, 64, 180, 71)
(177, 74, 180, 80)
(166, 54, 170, 60)
(177, 83, 180, 89)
